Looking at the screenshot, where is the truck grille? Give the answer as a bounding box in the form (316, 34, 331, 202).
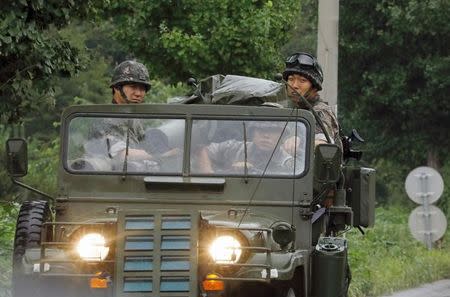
(116, 210, 198, 297)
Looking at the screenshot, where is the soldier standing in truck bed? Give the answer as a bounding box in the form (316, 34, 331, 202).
(282, 52, 342, 150)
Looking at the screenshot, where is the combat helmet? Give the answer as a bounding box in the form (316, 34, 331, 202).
(110, 60, 151, 91)
(282, 52, 323, 91)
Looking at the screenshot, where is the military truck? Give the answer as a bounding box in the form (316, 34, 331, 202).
(6, 75, 375, 297)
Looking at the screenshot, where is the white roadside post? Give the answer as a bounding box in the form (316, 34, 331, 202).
(405, 166, 446, 250)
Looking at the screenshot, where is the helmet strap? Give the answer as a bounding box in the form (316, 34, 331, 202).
(118, 86, 131, 104)
(304, 89, 313, 100)
(304, 87, 319, 104)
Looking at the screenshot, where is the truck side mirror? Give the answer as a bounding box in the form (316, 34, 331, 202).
(6, 138, 28, 177)
(314, 144, 341, 184)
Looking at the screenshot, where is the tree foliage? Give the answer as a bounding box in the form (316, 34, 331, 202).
(339, 0, 450, 168)
(110, 0, 300, 82)
(0, 0, 107, 124)
(281, 0, 317, 56)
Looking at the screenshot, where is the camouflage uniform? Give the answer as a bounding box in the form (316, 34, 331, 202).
(288, 96, 342, 148)
(313, 100, 341, 147)
(86, 118, 146, 158)
(102, 119, 146, 158)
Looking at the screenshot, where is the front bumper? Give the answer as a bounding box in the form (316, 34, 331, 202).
(24, 210, 305, 297)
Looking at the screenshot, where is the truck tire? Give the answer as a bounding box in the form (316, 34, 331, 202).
(12, 200, 51, 297)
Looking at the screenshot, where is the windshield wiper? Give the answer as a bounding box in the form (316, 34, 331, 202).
(242, 121, 249, 183)
(121, 120, 131, 181)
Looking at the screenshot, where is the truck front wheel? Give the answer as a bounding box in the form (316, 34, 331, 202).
(12, 200, 51, 297)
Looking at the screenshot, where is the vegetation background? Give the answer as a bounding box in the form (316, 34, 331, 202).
(0, 0, 449, 296)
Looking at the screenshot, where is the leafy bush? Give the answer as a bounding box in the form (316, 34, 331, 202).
(0, 203, 17, 297)
(24, 138, 59, 197)
(0, 133, 58, 296)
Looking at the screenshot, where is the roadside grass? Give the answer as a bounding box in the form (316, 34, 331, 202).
(348, 206, 450, 297)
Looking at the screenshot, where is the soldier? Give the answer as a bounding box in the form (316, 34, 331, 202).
(81, 60, 154, 169)
(101, 60, 152, 162)
(110, 60, 151, 104)
(282, 52, 341, 148)
(104, 61, 179, 168)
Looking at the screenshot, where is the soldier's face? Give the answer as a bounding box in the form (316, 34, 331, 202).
(287, 74, 313, 100)
(252, 129, 281, 151)
(115, 84, 147, 104)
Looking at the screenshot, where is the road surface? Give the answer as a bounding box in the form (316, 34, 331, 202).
(381, 279, 450, 297)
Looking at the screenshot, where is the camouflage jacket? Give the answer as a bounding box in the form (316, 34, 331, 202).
(312, 101, 341, 146)
(286, 96, 342, 150)
(86, 118, 145, 158)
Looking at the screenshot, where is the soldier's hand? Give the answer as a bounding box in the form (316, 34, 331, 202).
(126, 149, 152, 161)
(231, 162, 254, 173)
(283, 136, 301, 155)
(232, 161, 253, 167)
(161, 148, 182, 158)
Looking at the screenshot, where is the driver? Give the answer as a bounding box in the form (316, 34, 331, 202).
(197, 122, 304, 174)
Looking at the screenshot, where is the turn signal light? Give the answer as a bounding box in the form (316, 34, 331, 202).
(202, 273, 224, 291)
(90, 272, 108, 289)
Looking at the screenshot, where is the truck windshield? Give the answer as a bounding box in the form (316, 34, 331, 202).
(66, 116, 185, 174)
(65, 116, 307, 177)
(190, 119, 307, 177)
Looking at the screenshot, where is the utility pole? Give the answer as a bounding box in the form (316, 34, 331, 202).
(317, 0, 339, 113)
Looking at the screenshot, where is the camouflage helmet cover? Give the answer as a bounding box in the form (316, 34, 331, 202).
(282, 52, 323, 91)
(110, 60, 151, 91)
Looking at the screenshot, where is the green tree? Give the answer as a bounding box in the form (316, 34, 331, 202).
(0, 0, 107, 124)
(281, 0, 317, 56)
(23, 22, 116, 140)
(339, 0, 449, 166)
(110, 0, 300, 82)
(339, 0, 449, 204)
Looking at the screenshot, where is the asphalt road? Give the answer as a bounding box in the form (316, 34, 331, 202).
(381, 279, 450, 297)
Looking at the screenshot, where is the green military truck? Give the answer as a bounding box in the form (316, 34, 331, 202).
(6, 76, 375, 297)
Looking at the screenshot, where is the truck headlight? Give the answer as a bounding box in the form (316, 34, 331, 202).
(76, 233, 110, 261)
(209, 235, 242, 264)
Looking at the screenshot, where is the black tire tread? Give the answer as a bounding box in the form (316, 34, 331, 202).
(12, 200, 51, 297)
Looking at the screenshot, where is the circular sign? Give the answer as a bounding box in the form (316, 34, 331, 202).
(405, 166, 444, 204)
(408, 205, 447, 243)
